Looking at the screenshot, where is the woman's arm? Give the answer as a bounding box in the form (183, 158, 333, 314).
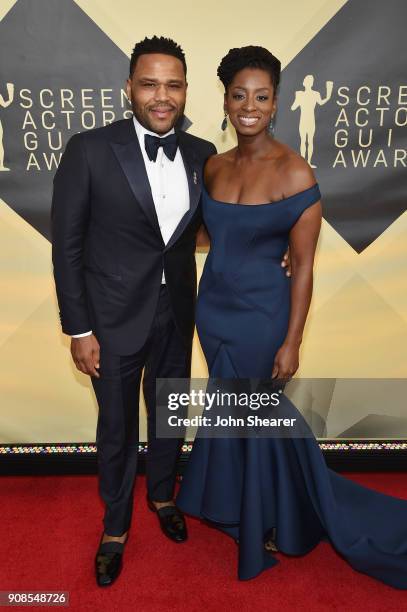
(272, 163, 322, 379)
(286, 200, 321, 342)
(196, 153, 220, 252)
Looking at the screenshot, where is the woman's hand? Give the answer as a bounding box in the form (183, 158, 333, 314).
(281, 247, 291, 276)
(271, 342, 299, 380)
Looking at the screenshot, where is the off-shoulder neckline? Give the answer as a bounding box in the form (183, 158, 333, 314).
(202, 182, 320, 207)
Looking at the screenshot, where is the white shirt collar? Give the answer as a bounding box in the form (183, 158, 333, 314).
(132, 114, 175, 146)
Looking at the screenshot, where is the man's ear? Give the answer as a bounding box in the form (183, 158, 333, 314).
(126, 78, 132, 101)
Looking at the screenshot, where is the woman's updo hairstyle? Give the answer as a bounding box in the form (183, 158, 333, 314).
(217, 45, 281, 94)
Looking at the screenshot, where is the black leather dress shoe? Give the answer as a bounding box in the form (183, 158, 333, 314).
(95, 534, 127, 587)
(147, 497, 188, 543)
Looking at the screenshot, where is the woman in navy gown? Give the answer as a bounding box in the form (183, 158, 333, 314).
(176, 46, 407, 588)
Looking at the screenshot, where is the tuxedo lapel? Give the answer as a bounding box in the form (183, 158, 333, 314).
(110, 122, 162, 240)
(164, 130, 201, 251)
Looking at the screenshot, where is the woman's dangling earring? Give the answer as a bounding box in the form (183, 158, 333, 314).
(221, 111, 228, 131)
(268, 115, 275, 135)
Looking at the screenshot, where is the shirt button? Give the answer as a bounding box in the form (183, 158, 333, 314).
(162, 195, 166, 199)
(161, 163, 164, 168)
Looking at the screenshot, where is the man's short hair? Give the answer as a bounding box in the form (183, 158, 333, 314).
(129, 36, 187, 77)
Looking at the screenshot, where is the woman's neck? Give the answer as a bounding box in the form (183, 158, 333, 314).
(235, 131, 274, 161)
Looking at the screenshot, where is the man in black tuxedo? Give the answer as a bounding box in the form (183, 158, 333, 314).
(51, 36, 216, 587)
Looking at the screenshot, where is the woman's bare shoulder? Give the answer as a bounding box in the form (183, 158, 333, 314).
(273, 142, 317, 198)
(204, 148, 236, 181)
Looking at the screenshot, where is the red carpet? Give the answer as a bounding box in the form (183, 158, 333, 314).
(1, 472, 406, 611)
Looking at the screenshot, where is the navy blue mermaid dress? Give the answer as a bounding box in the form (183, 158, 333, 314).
(176, 182, 407, 588)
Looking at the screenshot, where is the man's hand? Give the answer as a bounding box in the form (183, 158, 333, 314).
(71, 334, 100, 378)
(281, 247, 291, 276)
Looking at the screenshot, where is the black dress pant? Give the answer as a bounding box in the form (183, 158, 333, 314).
(91, 285, 190, 536)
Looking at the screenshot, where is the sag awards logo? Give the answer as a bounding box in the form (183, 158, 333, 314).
(0, 83, 132, 173)
(0, 0, 152, 240)
(0, 82, 14, 171)
(275, 0, 407, 252)
(290, 74, 407, 170)
(291, 75, 333, 168)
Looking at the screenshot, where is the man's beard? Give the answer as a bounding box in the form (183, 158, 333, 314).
(131, 100, 184, 134)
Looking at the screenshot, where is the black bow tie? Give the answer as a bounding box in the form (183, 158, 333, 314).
(144, 133, 178, 162)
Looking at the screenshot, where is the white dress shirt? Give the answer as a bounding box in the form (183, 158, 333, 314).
(72, 115, 190, 338)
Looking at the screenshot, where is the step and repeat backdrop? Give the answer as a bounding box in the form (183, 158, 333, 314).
(0, 0, 406, 443)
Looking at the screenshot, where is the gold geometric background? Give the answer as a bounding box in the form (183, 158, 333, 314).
(1, 0, 406, 443)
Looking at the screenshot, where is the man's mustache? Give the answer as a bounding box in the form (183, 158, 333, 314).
(148, 105, 176, 111)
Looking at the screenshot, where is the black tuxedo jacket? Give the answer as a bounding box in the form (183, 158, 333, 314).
(51, 118, 216, 355)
